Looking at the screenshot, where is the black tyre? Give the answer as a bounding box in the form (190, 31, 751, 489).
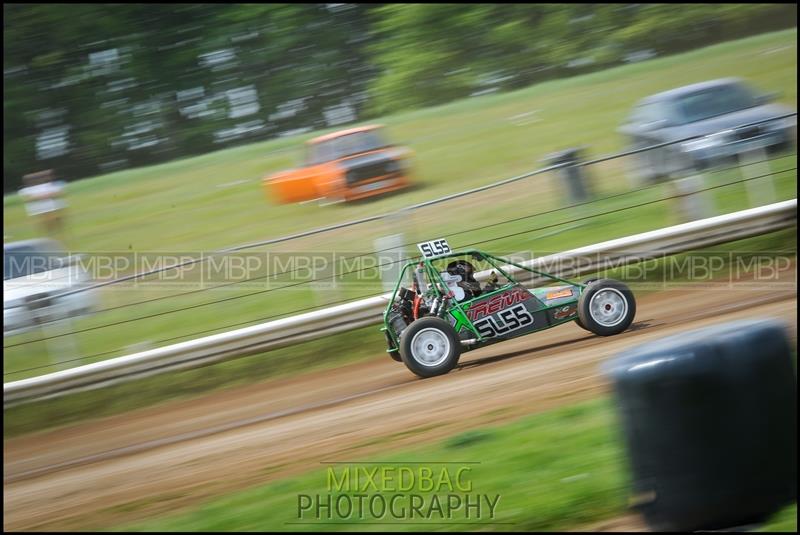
(574, 279, 598, 331)
(399, 316, 461, 378)
(577, 279, 636, 336)
(604, 319, 796, 531)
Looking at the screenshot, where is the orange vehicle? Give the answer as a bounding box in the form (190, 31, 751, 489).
(263, 125, 413, 204)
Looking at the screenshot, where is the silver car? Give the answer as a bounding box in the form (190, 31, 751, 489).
(3, 238, 97, 336)
(619, 78, 796, 183)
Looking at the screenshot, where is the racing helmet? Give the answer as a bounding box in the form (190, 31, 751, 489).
(446, 260, 476, 282)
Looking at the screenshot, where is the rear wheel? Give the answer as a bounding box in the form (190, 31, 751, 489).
(577, 279, 636, 336)
(399, 317, 461, 378)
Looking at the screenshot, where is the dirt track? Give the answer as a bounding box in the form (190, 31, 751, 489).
(3, 278, 797, 531)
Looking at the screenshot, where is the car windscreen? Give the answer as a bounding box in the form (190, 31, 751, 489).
(3, 244, 65, 280)
(308, 130, 388, 164)
(671, 84, 758, 124)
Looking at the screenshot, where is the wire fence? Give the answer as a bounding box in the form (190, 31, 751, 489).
(15, 112, 798, 305)
(5, 164, 796, 351)
(11, 146, 795, 330)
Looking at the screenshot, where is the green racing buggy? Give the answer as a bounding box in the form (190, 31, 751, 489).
(382, 239, 636, 378)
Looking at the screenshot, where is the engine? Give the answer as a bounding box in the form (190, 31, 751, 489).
(387, 287, 415, 335)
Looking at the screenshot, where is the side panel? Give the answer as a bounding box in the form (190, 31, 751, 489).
(263, 163, 341, 203)
(448, 285, 543, 342)
(448, 284, 581, 343)
(531, 285, 581, 325)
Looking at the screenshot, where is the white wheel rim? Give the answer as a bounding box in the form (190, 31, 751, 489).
(589, 288, 628, 327)
(410, 328, 451, 367)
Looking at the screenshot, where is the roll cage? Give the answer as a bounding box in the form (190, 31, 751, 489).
(382, 248, 587, 350)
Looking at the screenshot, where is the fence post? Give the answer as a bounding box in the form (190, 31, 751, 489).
(668, 172, 714, 222)
(41, 317, 80, 371)
(374, 233, 405, 292)
(739, 146, 776, 208)
(542, 147, 594, 203)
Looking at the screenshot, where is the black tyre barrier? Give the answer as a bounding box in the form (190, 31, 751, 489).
(603, 319, 797, 532)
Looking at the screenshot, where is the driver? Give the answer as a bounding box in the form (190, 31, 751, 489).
(446, 260, 482, 301)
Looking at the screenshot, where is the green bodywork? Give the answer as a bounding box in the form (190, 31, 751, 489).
(381, 248, 588, 354)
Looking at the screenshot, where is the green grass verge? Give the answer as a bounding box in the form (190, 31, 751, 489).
(120, 397, 629, 532)
(3, 322, 385, 437)
(761, 504, 798, 532)
(119, 396, 797, 532)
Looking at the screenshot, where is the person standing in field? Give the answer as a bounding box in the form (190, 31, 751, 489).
(18, 169, 68, 241)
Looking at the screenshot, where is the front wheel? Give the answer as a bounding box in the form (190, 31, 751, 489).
(399, 317, 461, 378)
(577, 279, 636, 336)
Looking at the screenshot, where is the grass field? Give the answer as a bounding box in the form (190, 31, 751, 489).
(118, 396, 796, 532)
(3, 30, 796, 252)
(2, 29, 797, 435)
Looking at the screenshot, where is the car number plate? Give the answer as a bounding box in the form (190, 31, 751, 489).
(357, 180, 390, 193)
(417, 238, 451, 258)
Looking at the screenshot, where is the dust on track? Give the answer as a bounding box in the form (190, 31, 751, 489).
(3, 278, 797, 531)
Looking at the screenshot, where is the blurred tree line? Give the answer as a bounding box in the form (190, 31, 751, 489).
(3, 3, 796, 192)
